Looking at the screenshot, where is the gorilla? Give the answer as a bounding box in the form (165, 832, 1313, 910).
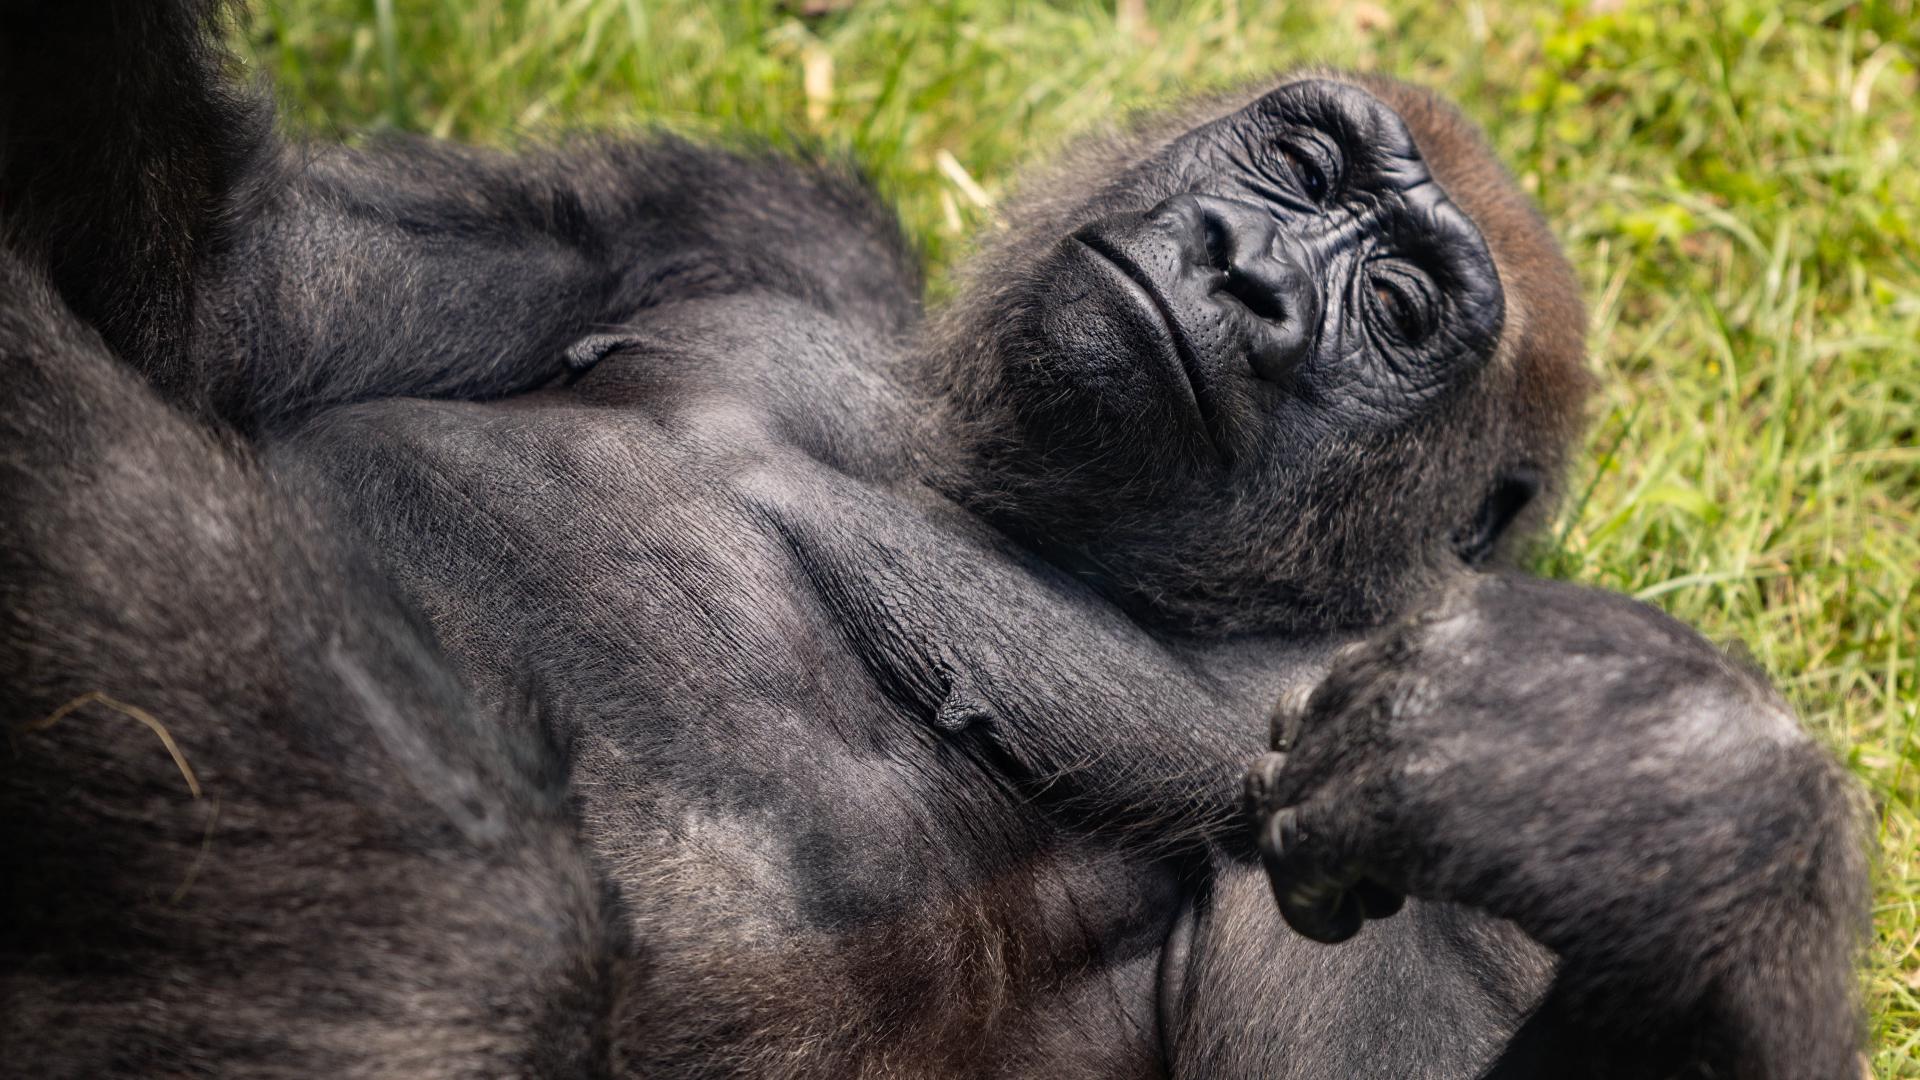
(0, 2, 1866, 1078)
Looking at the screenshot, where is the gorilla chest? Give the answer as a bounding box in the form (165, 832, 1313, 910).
(279, 394, 1191, 1062)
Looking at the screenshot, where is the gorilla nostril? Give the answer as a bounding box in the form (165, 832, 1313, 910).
(1248, 274, 1319, 384)
(1239, 259, 1320, 384)
(1182, 195, 1319, 344)
(1202, 214, 1231, 274)
(1223, 267, 1291, 325)
(1147, 193, 1322, 383)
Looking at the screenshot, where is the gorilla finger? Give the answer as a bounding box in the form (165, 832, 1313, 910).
(1243, 750, 1289, 817)
(1256, 805, 1367, 944)
(1269, 686, 1310, 752)
(1272, 868, 1365, 943)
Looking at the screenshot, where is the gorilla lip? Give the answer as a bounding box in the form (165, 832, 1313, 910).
(1071, 235, 1224, 458)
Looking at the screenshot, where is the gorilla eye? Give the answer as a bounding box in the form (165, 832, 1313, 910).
(1369, 265, 1438, 344)
(1277, 135, 1336, 203)
(1283, 147, 1327, 200)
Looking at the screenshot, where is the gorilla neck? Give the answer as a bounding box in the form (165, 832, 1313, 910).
(898, 341, 1455, 639)
(622, 293, 1464, 640)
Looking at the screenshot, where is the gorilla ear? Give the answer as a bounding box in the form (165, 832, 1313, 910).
(1452, 469, 1540, 566)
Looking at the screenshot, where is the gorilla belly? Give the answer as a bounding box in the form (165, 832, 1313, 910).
(271, 391, 1181, 1077)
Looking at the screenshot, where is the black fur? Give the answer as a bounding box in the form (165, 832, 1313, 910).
(1, 3, 1865, 1077)
(0, 251, 618, 1077)
(1243, 574, 1867, 1078)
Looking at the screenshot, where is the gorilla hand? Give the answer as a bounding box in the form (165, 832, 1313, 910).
(1242, 573, 1865, 1078)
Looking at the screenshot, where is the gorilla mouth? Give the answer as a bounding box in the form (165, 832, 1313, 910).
(1071, 235, 1221, 454)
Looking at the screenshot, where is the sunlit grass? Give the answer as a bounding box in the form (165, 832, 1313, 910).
(242, 0, 1919, 1069)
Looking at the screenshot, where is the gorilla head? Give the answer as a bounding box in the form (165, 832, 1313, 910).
(928, 75, 1591, 635)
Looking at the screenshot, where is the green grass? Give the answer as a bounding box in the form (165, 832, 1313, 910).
(240, 0, 1919, 1069)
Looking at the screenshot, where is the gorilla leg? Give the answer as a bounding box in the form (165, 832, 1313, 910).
(0, 253, 619, 1077)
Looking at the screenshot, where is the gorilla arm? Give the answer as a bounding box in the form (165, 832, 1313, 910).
(0, 250, 619, 1075)
(0, 0, 920, 433)
(1242, 574, 1867, 1079)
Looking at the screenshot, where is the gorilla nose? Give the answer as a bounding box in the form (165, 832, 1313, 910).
(1154, 194, 1321, 384)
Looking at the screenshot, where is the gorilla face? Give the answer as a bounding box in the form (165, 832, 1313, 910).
(1037, 80, 1506, 465)
(943, 77, 1581, 636)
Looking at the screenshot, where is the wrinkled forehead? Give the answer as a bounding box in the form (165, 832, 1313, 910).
(1150, 77, 1432, 199)
(1245, 78, 1426, 167)
(1186, 74, 1498, 207)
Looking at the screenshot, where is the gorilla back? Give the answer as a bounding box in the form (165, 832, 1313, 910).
(2, 3, 1863, 1078)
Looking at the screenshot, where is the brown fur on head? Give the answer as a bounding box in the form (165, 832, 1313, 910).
(1343, 72, 1595, 548)
(917, 71, 1593, 636)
